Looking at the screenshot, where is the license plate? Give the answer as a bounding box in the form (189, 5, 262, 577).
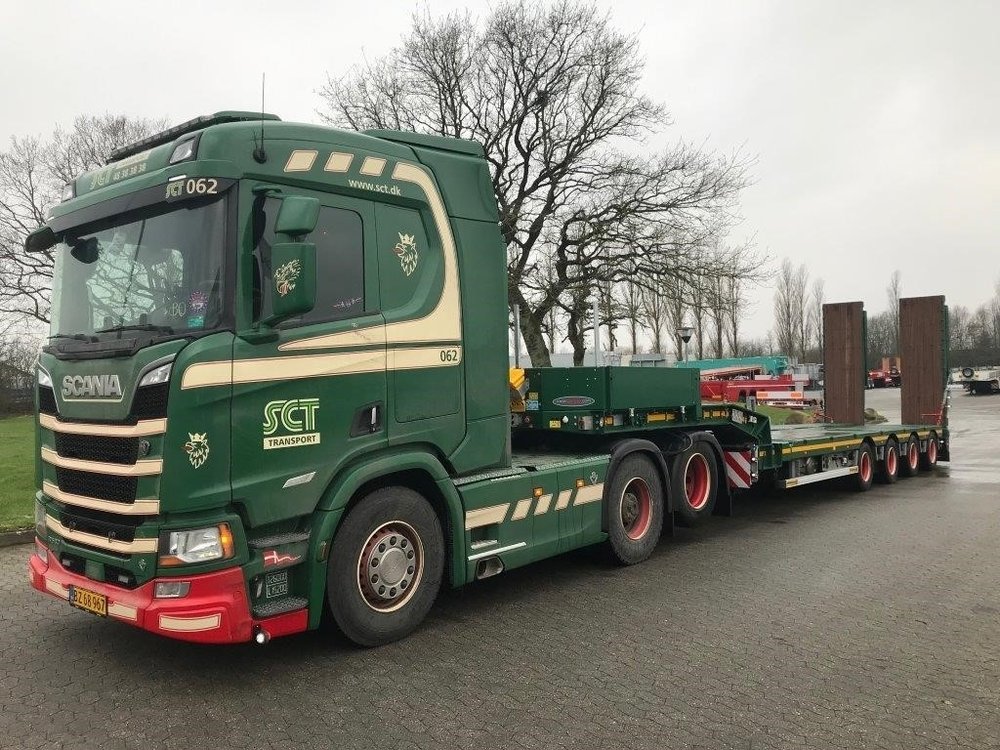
(68, 585, 107, 617)
(265, 570, 289, 599)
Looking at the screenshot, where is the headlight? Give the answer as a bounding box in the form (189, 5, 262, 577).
(159, 523, 234, 567)
(138, 362, 172, 387)
(37, 367, 52, 389)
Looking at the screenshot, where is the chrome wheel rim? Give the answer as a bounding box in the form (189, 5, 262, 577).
(357, 521, 423, 613)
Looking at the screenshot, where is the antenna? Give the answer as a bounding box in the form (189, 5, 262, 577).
(253, 73, 268, 163)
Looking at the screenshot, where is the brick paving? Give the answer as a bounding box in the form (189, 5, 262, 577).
(1, 389, 998, 749)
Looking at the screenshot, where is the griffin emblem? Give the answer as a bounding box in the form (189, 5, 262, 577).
(274, 259, 302, 297)
(184, 432, 210, 469)
(393, 233, 419, 277)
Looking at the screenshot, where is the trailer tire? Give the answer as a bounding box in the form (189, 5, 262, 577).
(326, 486, 444, 647)
(920, 432, 939, 470)
(672, 441, 719, 526)
(877, 439, 899, 484)
(854, 442, 876, 492)
(900, 435, 920, 478)
(605, 454, 665, 565)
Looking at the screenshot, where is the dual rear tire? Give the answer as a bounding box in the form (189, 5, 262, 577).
(605, 441, 721, 564)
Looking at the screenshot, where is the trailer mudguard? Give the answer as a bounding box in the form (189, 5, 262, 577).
(303, 447, 468, 629)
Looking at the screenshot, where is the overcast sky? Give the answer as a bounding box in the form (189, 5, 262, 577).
(2, 0, 997, 341)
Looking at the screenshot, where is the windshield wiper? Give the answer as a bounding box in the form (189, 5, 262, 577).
(96, 323, 175, 335)
(49, 332, 97, 342)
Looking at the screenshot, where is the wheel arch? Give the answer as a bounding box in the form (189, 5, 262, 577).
(305, 448, 467, 630)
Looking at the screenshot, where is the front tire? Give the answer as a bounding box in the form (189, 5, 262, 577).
(605, 454, 665, 565)
(327, 487, 444, 647)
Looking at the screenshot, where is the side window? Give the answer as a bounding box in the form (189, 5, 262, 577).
(254, 198, 365, 325)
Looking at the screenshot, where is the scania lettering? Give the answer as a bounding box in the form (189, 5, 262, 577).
(26, 112, 950, 646)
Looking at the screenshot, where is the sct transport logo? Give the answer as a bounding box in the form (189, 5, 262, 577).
(263, 398, 321, 450)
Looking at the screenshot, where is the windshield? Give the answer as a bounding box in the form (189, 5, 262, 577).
(49, 196, 227, 339)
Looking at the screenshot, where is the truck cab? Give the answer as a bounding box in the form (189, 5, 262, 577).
(27, 112, 510, 643)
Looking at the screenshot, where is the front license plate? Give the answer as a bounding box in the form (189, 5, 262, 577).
(265, 570, 289, 599)
(68, 585, 107, 617)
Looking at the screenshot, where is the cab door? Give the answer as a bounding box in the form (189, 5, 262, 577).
(231, 190, 385, 528)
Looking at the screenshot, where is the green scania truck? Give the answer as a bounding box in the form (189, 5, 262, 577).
(26, 113, 948, 645)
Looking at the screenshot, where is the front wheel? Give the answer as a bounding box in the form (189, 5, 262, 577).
(605, 454, 665, 565)
(672, 441, 719, 526)
(327, 487, 444, 647)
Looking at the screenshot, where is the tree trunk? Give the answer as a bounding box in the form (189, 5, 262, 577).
(520, 307, 552, 367)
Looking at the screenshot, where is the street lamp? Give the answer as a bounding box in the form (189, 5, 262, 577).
(677, 325, 694, 363)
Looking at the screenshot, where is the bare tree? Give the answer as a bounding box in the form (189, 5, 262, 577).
(723, 275, 748, 357)
(772, 259, 808, 360)
(807, 277, 825, 360)
(704, 274, 726, 358)
(886, 270, 901, 355)
(0, 114, 165, 327)
(319, 1, 756, 366)
(640, 273, 670, 355)
(620, 278, 644, 355)
(0, 332, 40, 414)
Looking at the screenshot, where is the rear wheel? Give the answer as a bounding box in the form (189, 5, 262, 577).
(877, 439, 899, 484)
(672, 441, 719, 526)
(326, 487, 444, 647)
(605, 454, 665, 565)
(855, 443, 875, 491)
(920, 432, 939, 470)
(899, 435, 920, 478)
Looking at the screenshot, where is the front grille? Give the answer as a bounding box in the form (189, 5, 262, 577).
(54, 433, 140, 465)
(39, 386, 57, 415)
(56, 506, 140, 544)
(131, 383, 168, 419)
(55, 467, 137, 503)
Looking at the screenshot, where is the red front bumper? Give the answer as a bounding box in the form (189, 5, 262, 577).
(28, 541, 307, 644)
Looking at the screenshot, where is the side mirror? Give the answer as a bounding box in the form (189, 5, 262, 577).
(70, 237, 100, 264)
(262, 242, 316, 327)
(24, 225, 57, 253)
(275, 196, 320, 238)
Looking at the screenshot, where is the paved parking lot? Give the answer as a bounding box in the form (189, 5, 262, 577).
(1, 388, 998, 749)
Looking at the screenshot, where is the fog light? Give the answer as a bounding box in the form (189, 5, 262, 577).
(154, 581, 191, 599)
(35, 540, 48, 566)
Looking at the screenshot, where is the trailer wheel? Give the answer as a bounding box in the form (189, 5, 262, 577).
(326, 486, 444, 647)
(605, 454, 665, 565)
(854, 443, 875, 491)
(920, 432, 939, 470)
(877, 439, 899, 484)
(899, 435, 920, 478)
(672, 441, 719, 526)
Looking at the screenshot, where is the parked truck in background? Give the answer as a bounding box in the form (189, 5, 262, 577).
(26, 113, 949, 646)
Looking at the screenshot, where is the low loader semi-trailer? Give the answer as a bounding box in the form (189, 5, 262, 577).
(25, 113, 949, 645)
